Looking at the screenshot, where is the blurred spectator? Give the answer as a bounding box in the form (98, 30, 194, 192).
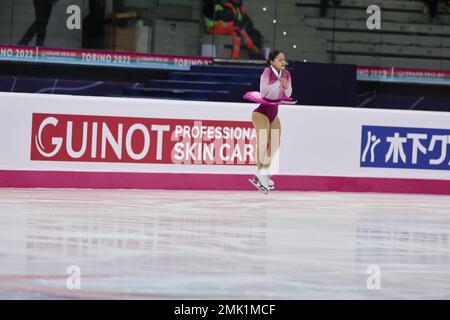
(18, 0, 59, 46)
(203, 0, 264, 59)
(82, 0, 106, 49)
(422, 0, 450, 21)
(422, 0, 439, 20)
(320, 0, 342, 17)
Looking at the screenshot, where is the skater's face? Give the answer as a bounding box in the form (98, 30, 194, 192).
(270, 52, 286, 71)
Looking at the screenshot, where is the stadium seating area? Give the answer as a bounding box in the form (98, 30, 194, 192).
(246, 0, 450, 69)
(2, 0, 450, 69)
(198, 0, 450, 71)
(126, 0, 450, 70)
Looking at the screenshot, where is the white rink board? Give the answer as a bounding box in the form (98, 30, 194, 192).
(0, 92, 449, 181)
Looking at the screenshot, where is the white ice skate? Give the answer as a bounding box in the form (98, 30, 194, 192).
(259, 169, 274, 190)
(249, 175, 270, 195)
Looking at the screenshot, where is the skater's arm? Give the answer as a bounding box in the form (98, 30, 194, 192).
(260, 68, 282, 99)
(283, 71, 292, 97)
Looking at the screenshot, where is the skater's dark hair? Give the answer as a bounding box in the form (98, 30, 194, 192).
(267, 50, 284, 66)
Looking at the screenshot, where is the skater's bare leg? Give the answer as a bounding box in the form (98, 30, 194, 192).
(262, 115, 281, 170)
(252, 111, 270, 170)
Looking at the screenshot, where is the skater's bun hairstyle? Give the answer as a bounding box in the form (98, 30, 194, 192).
(267, 50, 284, 66)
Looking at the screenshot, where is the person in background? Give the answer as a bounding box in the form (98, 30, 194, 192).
(422, 0, 450, 21)
(320, 0, 342, 17)
(422, 0, 439, 21)
(18, 0, 59, 46)
(203, 0, 264, 59)
(82, 0, 106, 49)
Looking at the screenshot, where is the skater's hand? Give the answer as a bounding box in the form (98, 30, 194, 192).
(279, 77, 288, 89)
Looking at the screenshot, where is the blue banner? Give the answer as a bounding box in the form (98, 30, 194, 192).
(360, 125, 450, 171)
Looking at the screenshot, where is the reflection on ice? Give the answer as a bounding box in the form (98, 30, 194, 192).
(0, 189, 449, 299)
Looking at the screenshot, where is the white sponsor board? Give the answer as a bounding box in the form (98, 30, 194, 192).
(0, 92, 449, 181)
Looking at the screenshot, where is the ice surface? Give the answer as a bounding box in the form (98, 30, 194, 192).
(0, 188, 449, 299)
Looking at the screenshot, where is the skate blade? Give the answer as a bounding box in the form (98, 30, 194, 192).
(248, 178, 269, 195)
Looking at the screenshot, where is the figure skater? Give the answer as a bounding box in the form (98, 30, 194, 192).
(243, 50, 296, 194)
